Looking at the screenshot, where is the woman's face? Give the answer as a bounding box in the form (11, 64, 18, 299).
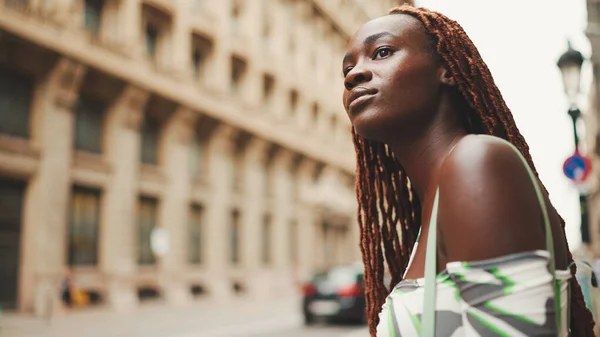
(342, 14, 444, 140)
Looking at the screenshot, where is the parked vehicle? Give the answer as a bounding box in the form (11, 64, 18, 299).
(301, 263, 366, 325)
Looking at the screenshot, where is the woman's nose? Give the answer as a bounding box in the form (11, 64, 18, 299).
(344, 66, 373, 90)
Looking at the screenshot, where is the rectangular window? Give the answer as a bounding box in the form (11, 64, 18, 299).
(189, 135, 205, 180)
(188, 204, 203, 264)
(191, 35, 212, 79)
(262, 214, 271, 265)
(84, 0, 104, 35)
(0, 179, 26, 309)
(137, 196, 158, 265)
(289, 90, 298, 116)
(263, 75, 274, 106)
(192, 49, 202, 77)
(230, 57, 247, 94)
(140, 115, 159, 165)
(264, 161, 273, 198)
(232, 144, 244, 192)
(68, 186, 101, 266)
(145, 22, 159, 58)
(0, 68, 33, 138)
(312, 103, 320, 126)
(74, 97, 105, 153)
(230, 209, 240, 264)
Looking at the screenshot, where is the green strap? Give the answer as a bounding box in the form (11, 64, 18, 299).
(508, 141, 561, 333)
(421, 187, 440, 337)
(421, 138, 561, 335)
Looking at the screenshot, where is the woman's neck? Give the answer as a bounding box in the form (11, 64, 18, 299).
(386, 106, 467, 201)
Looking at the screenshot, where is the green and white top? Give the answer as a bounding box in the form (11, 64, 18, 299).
(377, 137, 571, 336)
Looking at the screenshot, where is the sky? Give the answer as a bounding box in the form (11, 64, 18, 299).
(415, 0, 591, 249)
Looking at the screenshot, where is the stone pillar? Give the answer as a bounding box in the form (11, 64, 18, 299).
(48, 0, 79, 28)
(118, 0, 143, 58)
(271, 149, 295, 294)
(101, 85, 149, 312)
(240, 138, 270, 298)
(204, 124, 236, 299)
(296, 159, 318, 281)
(205, 1, 229, 94)
(21, 58, 86, 316)
(157, 107, 197, 306)
(170, 0, 191, 79)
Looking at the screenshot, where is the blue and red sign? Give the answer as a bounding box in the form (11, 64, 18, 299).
(563, 152, 592, 183)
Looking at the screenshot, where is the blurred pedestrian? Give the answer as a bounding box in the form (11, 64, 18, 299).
(342, 4, 596, 337)
(60, 268, 73, 309)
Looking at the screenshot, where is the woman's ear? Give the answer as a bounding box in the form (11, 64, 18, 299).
(439, 67, 456, 86)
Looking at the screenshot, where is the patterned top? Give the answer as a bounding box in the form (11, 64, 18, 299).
(376, 136, 572, 336)
(377, 250, 571, 336)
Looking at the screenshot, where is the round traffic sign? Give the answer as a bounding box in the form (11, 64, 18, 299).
(563, 152, 592, 183)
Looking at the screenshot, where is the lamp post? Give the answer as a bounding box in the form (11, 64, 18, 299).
(557, 42, 590, 244)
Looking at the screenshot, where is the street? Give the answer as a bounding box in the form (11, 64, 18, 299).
(202, 320, 367, 337)
(248, 324, 367, 337)
(2, 295, 368, 337)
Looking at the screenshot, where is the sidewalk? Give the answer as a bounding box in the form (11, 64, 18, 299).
(1, 295, 303, 337)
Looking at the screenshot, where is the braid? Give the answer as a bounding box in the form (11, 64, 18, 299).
(354, 5, 596, 337)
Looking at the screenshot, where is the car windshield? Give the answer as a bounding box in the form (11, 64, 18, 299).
(311, 266, 363, 288)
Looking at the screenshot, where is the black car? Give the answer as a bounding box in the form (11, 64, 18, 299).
(301, 263, 367, 325)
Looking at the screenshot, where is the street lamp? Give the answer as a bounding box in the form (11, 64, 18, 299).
(557, 41, 590, 244)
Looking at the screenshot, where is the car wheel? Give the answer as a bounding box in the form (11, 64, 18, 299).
(358, 310, 368, 325)
(304, 313, 316, 325)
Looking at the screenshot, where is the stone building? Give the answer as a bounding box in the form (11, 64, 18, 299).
(0, 0, 408, 315)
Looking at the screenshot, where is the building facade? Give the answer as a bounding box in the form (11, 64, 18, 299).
(0, 0, 407, 315)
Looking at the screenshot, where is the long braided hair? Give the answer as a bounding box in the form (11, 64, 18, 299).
(354, 5, 596, 336)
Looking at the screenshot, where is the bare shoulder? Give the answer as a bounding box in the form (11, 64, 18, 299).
(442, 134, 526, 179)
(437, 134, 547, 262)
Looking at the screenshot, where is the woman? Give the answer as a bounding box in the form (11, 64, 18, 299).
(342, 5, 596, 336)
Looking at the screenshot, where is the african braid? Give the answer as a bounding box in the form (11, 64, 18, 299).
(354, 5, 596, 337)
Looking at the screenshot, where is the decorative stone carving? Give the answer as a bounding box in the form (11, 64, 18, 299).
(118, 85, 149, 130)
(50, 58, 87, 110)
(272, 148, 295, 169)
(297, 157, 318, 180)
(164, 107, 198, 145)
(209, 124, 238, 151)
(245, 137, 271, 164)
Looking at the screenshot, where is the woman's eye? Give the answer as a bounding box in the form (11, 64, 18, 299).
(374, 47, 393, 59)
(343, 67, 353, 77)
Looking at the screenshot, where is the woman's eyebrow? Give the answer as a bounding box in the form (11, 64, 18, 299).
(342, 31, 398, 65)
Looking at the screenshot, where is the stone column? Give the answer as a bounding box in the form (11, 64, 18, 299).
(21, 58, 86, 316)
(157, 107, 197, 305)
(101, 85, 149, 312)
(296, 159, 318, 281)
(48, 0, 79, 28)
(270, 149, 295, 294)
(204, 1, 229, 94)
(240, 138, 270, 298)
(118, 0, 143, 58)
(170, 0, 191, 79)
(204, 124, 236, 299)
